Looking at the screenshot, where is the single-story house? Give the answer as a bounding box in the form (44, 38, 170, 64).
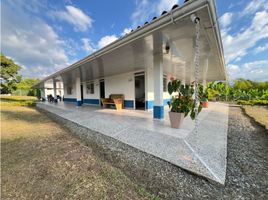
(34, 0, 227, 119)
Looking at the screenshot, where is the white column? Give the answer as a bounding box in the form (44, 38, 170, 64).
(76, 75, 82, 106)
(53, 79, 57, 98)
(153, 53, 164, 119)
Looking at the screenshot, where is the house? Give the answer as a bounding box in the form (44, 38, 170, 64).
(34, 0, 227, 120)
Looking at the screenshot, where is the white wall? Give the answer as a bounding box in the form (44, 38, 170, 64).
(105, 72, 134, 100)
(82, 80, 100, 99)
(63, 82, 76, 99)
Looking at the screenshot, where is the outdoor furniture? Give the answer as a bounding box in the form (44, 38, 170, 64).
(101, 94, 124, 110)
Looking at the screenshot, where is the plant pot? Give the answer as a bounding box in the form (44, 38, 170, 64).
(201, 101, 209, 108)
(169, 112, 184, 129)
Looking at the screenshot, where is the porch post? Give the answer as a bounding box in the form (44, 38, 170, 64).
(52, 78, 57, 98)
(153, 53, 164, 119)
(76, 75, 82, 106)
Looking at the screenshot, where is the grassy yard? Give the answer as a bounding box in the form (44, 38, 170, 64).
(243, 106, 268, 130)
(0, 95, 38, 106)
(1, 105, 159, 199)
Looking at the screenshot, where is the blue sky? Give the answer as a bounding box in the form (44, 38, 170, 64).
(1, 0, 268, 81)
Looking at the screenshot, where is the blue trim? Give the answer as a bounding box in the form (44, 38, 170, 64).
(146, 99, 170, 109)
(163, 98, 171, 106)
(83, 99, 100, 105)
(146, 100, 154, 109)
(124, 100, 134, 108)
(153, 106, 164, 119)
(76, 100, 82, 106)
(63, 98, 76, 102)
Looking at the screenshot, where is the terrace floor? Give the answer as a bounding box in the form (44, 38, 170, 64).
(37, 101, 228, 184)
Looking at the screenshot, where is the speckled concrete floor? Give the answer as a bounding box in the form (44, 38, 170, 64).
(37, 101, 228, 184)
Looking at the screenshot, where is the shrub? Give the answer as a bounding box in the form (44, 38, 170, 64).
(237, 100, 268, 106)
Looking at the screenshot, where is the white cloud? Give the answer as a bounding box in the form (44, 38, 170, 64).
(221, 11, 268, 63)
(97, 35, 118, 49)
(157, 0, 178, 14)
(121, 28, 132, 36)
(241, 0, 268, 16)
(81, 38, 96, 53)
(219, 12, 233, 28)
(1, 0, 71, 78)
(227, 60, 268, 81)
(131, 0, 178, 27)
(254, 43, 268, 54)
(51, 5, 93, 32)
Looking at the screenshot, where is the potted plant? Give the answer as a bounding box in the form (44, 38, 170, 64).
(167, 79, 202, 129)
(199, 85, 209, 108)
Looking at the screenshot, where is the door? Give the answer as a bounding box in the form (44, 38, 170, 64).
(80, 85, 84, 103)
(100, 80, 105, 99)
(135, 74, 145, 110)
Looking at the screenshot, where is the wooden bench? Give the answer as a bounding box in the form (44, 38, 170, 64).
(101, 94, 124, 110)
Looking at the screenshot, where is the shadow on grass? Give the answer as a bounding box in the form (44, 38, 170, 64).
(1, 109, 51, 124)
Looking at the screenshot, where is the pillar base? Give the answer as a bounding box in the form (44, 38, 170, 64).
(76, 100, 82, 106)
(153, 106, 164, 119)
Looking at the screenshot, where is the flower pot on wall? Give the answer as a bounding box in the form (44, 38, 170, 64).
(169, 112, 184, 129)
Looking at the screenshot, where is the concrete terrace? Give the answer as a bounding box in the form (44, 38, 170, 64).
(37, 102, 228, 184)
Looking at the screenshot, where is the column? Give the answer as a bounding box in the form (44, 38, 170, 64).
(153, 53, 164, 119)
(53, 78, 57, 98)
(76, 76, 82, 106)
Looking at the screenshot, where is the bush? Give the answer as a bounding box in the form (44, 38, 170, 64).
(0, 95, 37, 107)
(237, 100, 268, 106)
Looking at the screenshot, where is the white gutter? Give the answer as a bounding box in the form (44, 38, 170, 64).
(34, 0, 226, 87)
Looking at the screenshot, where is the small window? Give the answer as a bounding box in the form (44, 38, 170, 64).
(163, 75, 167, 92)
(67, 87, 72, 95)
(86, 83, 94, 94)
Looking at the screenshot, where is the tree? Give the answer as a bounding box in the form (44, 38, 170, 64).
(16, 78, 40, 96)
(0, 53, 21, 94)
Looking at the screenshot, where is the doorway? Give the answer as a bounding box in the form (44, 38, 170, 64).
(135, 74, 145, 110)
(99, 80, 105, 105)
(80, 85, 84, 103)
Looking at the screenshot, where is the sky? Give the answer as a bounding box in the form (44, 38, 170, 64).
(1, 0, 268, 81)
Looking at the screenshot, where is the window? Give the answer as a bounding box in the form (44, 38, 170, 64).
(67, 87, 72, 95)
(86, 83, 94, 94)
(163, 75, 167, 92)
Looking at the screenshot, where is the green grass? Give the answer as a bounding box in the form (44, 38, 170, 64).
(0, 95, 37, 106)
(1, 106, 159, 199)
(237, 100, 268, 106)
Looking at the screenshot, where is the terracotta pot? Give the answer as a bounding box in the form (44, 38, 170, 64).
(201, 101, 209, 108)
(169, 112, 184, 129)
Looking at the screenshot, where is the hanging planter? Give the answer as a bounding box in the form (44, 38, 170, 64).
(167, 80, 202, 129)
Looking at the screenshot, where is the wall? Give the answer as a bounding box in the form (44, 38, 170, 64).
(105, 72, 135, 108)
(63, 82, 76, 102)
(82, 80, 100, 105)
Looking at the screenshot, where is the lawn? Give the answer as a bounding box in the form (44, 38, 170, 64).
(1, 105, 159, 199)
(243, 105, 268, 130)
(0, 95, 38, 106)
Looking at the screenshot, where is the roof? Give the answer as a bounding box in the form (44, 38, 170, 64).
(34, 0, 226, 88)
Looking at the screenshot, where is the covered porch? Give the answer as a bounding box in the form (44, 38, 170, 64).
(35, 0, 226, 120)
(37, 101, 228, 184)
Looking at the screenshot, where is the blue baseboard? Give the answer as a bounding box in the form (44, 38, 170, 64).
(153, 106, 164, 119)
(76, 100, 82, 106)
(63, 98, 76, 102)
(145, 100, 154, 109)
(83, 99, 100, 105)
(146, 99, 171, 109)
(124, 100, 134, 108)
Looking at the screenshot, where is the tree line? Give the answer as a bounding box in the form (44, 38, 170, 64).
(0, 53, 40, 96)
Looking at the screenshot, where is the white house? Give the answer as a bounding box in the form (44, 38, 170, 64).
(34, 0, 227, 120)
